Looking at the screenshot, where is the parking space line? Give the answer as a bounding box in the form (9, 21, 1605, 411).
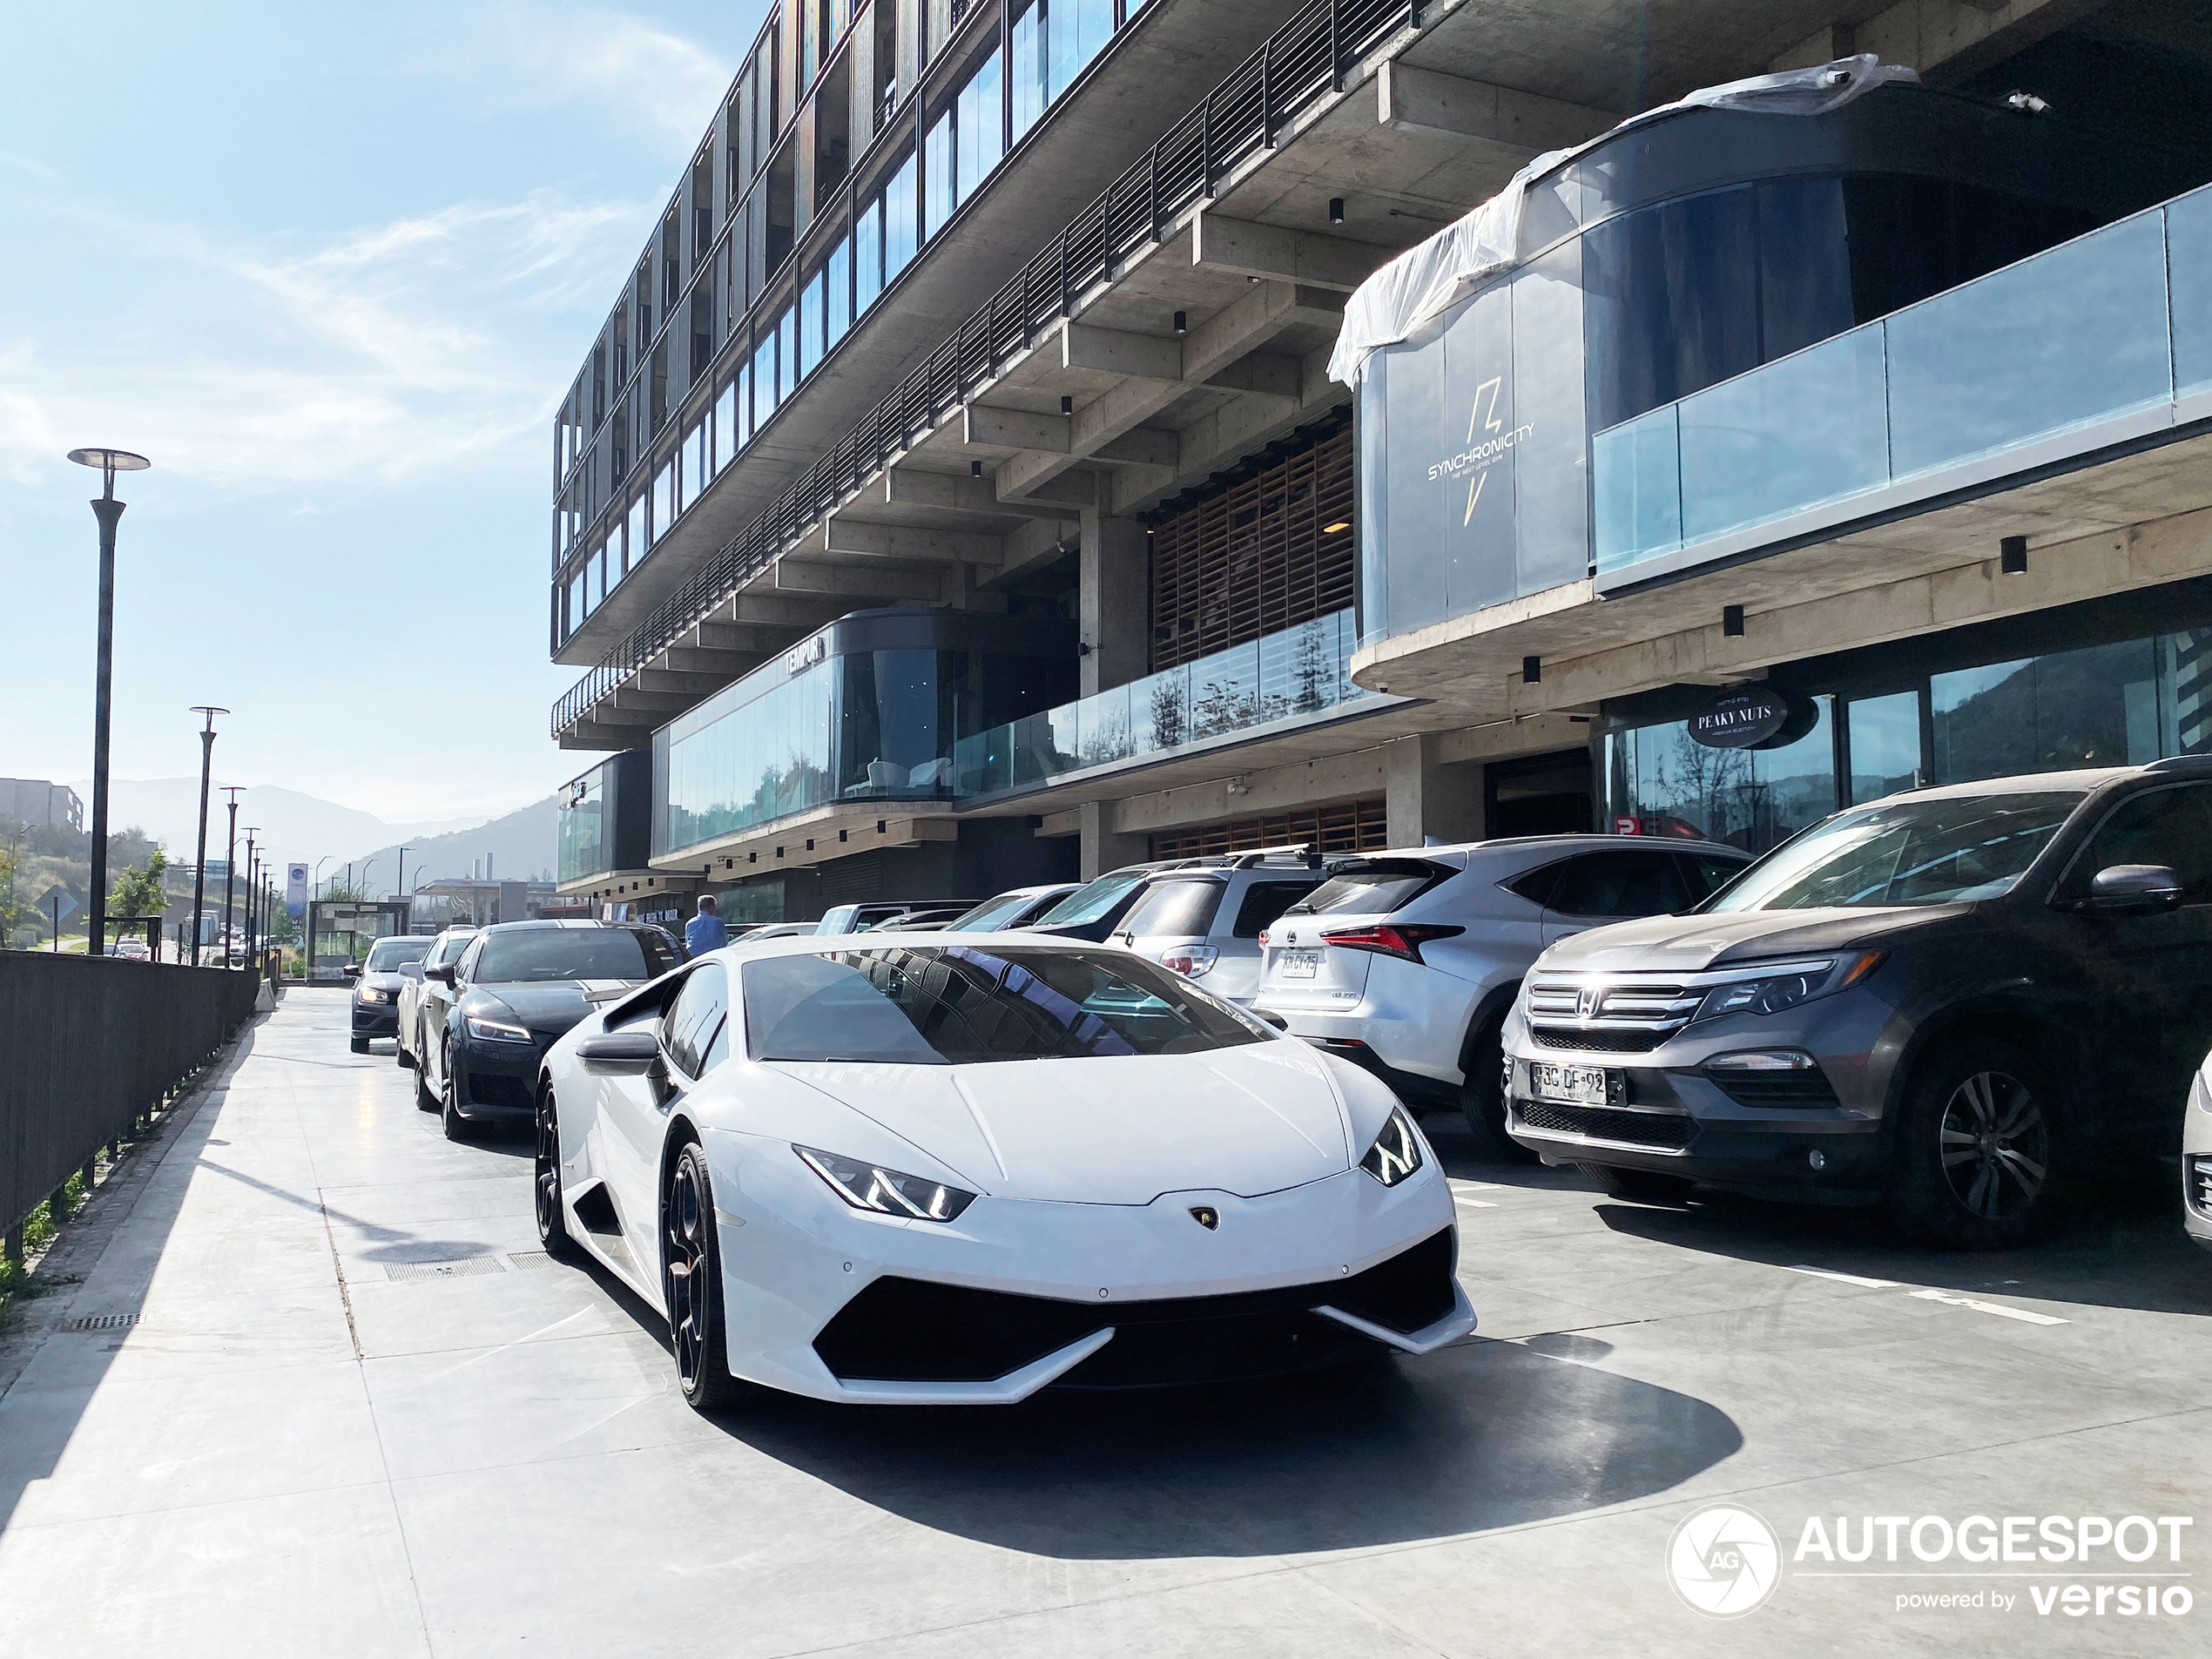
(1907, 1287, 2069, 1325)
(1785, 1265, 1899, 1288)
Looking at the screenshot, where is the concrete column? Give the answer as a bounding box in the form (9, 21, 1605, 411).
(1079, 508, 1148, 697)
(1077, 800, 1148, 880)
(1384, 734, 1486, 848)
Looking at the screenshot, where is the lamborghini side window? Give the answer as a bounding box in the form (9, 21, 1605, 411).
(663, 962, 730, 1080)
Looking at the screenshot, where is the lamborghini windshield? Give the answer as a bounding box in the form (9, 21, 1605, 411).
(743, 945, 1269, 1065)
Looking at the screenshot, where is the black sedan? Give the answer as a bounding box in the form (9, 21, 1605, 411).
(417, 920, 678, 1140)
(347, 934, 433, 1053)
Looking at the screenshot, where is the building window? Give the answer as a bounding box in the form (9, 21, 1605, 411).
(627, 495, 647, 563)
(954, 48, 1002, 202)
(1047, 0, 1112, 103)
(689, 419, 710, 502)
(799, 267, 825, 378)
(887, 151, 919, 280)
(712, 379, 737, 474)
(1010, 1, 1044, 140)
(778, 307, 797, 401)
(854, 195, 883, 310)
(652, 459, 675, 545)
(924, 110, 954, 239)
(752, 326, 779, 428)
(826, 237, 851, 348)
(1147, 421, 1357, 671)
(1149, 799, 1388, 861)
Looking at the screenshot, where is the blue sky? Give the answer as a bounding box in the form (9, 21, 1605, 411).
(0, 0, 767, 823)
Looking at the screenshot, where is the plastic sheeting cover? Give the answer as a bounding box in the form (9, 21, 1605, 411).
(1325, 56, 1919, 389)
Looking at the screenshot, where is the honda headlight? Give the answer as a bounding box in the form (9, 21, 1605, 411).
(1693, 951, 1884, 1022)
(797, 1146, 976, 1223)
(358, 986, 388, 1005)
(1358, 1108, 1425, 1187)
(466, 1015, 533, 1042)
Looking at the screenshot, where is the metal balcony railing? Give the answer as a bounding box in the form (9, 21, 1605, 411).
(552, 0, 1416, 738)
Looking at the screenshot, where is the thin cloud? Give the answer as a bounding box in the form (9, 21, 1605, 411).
(453, 2, 735, 157)
(0, 188, 650, 493)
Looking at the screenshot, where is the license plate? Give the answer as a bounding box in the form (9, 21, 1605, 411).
(1529, 1062, 1612, 1107)
(1278, 948, 1322, 980)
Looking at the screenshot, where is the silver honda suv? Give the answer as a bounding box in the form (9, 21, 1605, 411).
(1504, 760, 2212, 1249)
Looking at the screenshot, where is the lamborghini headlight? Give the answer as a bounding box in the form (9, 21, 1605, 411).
(1358, 1108, 1424, 1187)
(797, 1146, 977, 1222)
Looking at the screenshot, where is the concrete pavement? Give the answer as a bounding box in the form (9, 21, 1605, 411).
(2, 986, 2209, 1656)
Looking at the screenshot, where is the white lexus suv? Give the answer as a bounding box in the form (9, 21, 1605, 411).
(1251, 836, 1749, 1155)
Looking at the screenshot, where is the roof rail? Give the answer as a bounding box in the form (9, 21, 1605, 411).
(2141, 754, 2212, 772)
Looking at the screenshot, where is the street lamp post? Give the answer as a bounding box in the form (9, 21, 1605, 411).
(66, 446, 152, 958)
(186, 706, 227, 966)
(221, 787, 242, 962)
(242, 830, 260, 958)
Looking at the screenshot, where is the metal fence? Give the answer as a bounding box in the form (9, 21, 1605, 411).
(0, 954, 259, 1238)
(554, 0, 1417, 738)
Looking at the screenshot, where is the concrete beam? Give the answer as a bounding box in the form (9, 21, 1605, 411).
(823, 515, 1005, 564)
(1190, 209, 1380, 293)
(610, 686, 692, 715)
(1090, 427, 1180, 469)
(773, 561, 944, 600)
(1375, 63, 1613, 157)
(881, 464, 1089, 521)
(661, 645, 759, 676)
(962, 403, 1071, 454)
(1061, 321, 1183, 382)
(633, 667, 727, 696)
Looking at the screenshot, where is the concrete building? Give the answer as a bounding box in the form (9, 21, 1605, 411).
(0, 779, 84, 833)
(550, 0, 2212, 921)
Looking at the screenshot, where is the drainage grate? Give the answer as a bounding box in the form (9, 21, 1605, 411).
(507, 1251, 556, 1271)
(383, 1258, 506, 1283)
(64, 1312, 140, 1332)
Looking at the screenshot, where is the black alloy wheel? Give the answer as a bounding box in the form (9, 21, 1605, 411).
(534, 1086, 580, 1263)
(1460, 1017, 1534, 1163)
(1889, 1039, 2058, 1250)
(440, 1037, 475, 1142)
(414, 1021, 438, 1112)
(663, 1143, 738, 1411)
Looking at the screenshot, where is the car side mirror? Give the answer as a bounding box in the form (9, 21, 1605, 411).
(576, 1028, 662, 1072)
(341, 963, 361, 980)
(1253, 1008, 1289, 1032)
(2080, 863, 2184, 915)
(426, 963, 456, 985)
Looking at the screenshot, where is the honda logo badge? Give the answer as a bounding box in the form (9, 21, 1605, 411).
(1576, 986, 1604, 1022)
(1189, 1206, 1219, 1231)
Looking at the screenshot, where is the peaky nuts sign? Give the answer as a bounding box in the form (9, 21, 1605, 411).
(1688, 686, 1794, 750)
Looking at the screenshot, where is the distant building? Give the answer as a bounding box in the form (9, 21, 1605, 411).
(0, 779, 84, 833)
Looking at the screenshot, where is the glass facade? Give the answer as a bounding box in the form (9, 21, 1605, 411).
(654, 613, 1076, 859)
(954, 610, 1381, 797)
(1594, 189, 2205, 579)
(1355, 84, 2202, 647)
(554, 0, 1156, 645)
(1598, 623, 2212, 855)
(558, 768, 606, 885)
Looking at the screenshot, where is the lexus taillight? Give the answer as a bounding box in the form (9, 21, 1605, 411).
(1318, 923, 1465, 965)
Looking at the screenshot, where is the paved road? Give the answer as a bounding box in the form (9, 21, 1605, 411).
(2, 988, 2209, 1656)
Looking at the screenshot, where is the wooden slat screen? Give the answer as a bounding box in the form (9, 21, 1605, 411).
(1148, 420, 1355, 672)
(1148, 797, 1388, 861)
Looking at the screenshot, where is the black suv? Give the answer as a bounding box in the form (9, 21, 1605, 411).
(1502, 759, 2212, 1248)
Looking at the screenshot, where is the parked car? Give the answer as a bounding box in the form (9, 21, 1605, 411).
(817, 901, 980, 935)
(415, 920, 679, 1140)
(1109, 853, 1329, 1004)
(860, 905, 975, 932)
(2186, 1046, 2212, 1255)
(1026, 849, 1318, 944)
(532, 932, 1473, 1410)
(1502, 759, 2212, 1248)
(347, 934, 433, 1053)
(942, 884, 1081, 932)
(743, 921, 825, 941)
(1254, 836, 1749, 1155)
(395, 926, 478, 1071)
(108, 938, 152, 961)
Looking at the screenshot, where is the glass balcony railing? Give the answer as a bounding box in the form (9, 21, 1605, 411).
(953, 611, 1379, 797)
(1595, 183, 2212, 581)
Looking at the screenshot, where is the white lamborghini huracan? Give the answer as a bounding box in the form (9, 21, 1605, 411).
(532, 933, 1475, 1408)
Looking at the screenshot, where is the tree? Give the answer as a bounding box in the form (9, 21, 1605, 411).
(0, 836, 25, 944)
(111, 848, 170, 918)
